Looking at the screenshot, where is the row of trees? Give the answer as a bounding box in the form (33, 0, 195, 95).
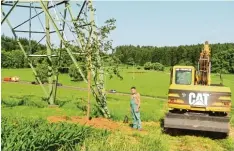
(1, 35, 121, 83)
(2, 35, 234, 74)
(114, 43, 234, 73)
(1, 50, 28, 68)
(2, 35, 46, 53)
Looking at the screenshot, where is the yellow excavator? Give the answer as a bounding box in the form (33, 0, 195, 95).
(164, 41, 232, 135)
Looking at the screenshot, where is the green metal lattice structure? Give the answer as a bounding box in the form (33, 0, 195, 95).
(1, 0, 110, 118)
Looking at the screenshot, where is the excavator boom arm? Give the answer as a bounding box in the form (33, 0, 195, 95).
(197, 41, 211, 85)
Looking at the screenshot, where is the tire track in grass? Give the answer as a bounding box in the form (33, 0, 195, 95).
(3, 80, 234, 110)
(1, 80, 167, 100)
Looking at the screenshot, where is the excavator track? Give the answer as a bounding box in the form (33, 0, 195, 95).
(164, 112, 230, 133)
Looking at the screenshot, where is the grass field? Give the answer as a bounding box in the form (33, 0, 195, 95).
(1, 68, 234, 151)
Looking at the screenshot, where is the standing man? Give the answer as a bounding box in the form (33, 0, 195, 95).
(130, 86, 142, 130)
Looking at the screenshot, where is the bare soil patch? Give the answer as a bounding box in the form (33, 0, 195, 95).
(47, 116, 148, 135)
(48, 116, 128, 131)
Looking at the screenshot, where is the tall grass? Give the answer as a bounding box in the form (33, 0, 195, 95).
(77, 130, 169, 151)
(1, 117, 110, 151)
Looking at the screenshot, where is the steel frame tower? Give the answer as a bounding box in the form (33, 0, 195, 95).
(1, 0, 110, 118)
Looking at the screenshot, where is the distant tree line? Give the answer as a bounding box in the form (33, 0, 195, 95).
(114, 43, 234, 73)
(1, 35, 46, 53)
(1, 35, 118, 82)
(1, 35, 101, 69)
(2, 35, 234, 74)
(1, 35, 47, 69)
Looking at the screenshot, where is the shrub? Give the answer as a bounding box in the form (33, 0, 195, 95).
(152, 62, 164, 71)
(68, 64, 87, 81)
(35, 61, 48, 83)
(2, 96, 47, 108)
(144, 62, 152, 70)
(1, 50, 25, 68)
(137, 66, 141, 70)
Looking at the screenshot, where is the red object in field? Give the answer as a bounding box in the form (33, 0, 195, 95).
(4, 77, 12, 82)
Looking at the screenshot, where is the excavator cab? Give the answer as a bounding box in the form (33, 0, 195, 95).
(170, 66, 195, 86)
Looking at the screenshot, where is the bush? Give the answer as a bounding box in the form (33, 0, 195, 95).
(68, 64, 87, 81)
(144, 62, 152, 70)
(152, 62, 164, 71)
(144, 62, 164, 71)
(35, 61, 48, 83)
(137, 66, 141, 70)
(58, 67, 69, 74)
(1, 50, 25, 68)
(2, 96, 47, 108)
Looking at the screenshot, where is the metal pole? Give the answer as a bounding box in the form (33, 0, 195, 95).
(12, 1, 67, 29)
(29, 2, 32, 54)
(67, 2, 95, 77)
(87, 53, 91, 120)
(60, 2, 67, 49)
(54, 2, 68, 103)
(67, 5, 85, 50)
(88, 0, 110, 118)
(45, 1, 55, 105)
(1, 3, 42, 9)
(1, 0, 18, 24)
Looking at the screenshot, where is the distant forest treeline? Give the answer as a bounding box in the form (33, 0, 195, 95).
(1, 35, 86, 70)
(1, 35, 234, 73)
(1, 35, 46, 53)
(114, 43, 234, 73)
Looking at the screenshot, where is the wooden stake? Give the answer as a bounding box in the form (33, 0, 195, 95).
(87, 51, 91, 120)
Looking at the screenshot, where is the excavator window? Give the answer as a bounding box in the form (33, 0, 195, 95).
(175, 69, 192, 85)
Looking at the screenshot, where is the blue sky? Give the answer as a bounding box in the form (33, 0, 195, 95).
(1, 1, 234, 47)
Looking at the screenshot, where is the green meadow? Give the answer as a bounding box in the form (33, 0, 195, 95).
(1, 68, 234, 151)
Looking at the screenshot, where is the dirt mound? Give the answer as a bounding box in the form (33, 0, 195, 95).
(47, 116, 69, 122)
(71, 117, 120, 130)
(47, 116, 148, 135)
(47, 116, 126, 131)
